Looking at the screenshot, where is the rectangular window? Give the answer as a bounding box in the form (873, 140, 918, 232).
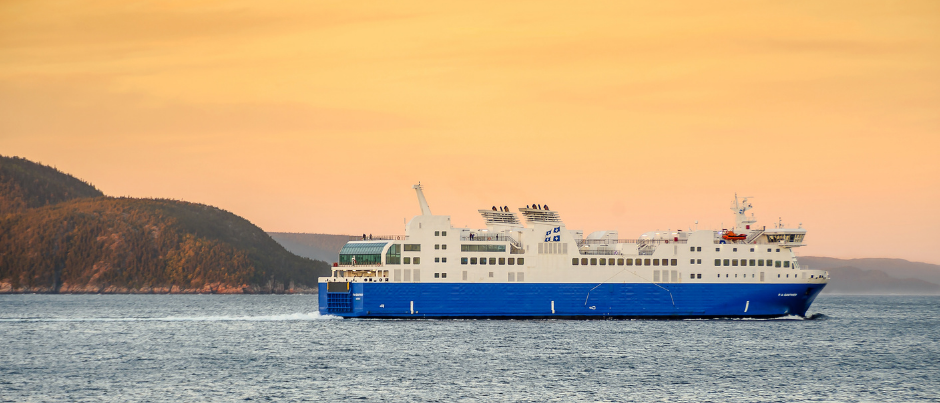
(653, 271, 660, 282)
(508, 272, 515, 282)
(413, 257, 420, 265)
(435, 231, 440, 236)
(404, 269, 412, 281)
(460, 245, 507, 252)
(691, 259, 695, 264)
(517, 272, 524, 282)
(644, 259, 651, 265)
(489, 258, 496, 265)
(499, 258, 505, 265)
(690, 273, 695, 279)
(715, 259, 721, 266)
(435, 244, 440, 250)
(573, 258, 579, 265)
(775, 261, 781, 268)
(690, 246, 695, 252)
(460, 257, 468, 265)
(442, 257, 447, 263)
(599, 258, 606, 266)
(434, 257, 440, 263)
(750, 248, 755, 252)
(609, 258, 615, 265)
(442, 273, 447, 278)
(733, 248, 738, 252)
(404, 257, 411, 264)
(591, 258, 597, 265)
(723, 259, 730, 266)
(394, 269, 401, 282)
(749, 259, 756, 266)
(732, 259, 738, 266)
(636, 259, 643, 266)
(697, 274, 702, 279)
(462, 271, 467, 281)
(508, 258, 515, 265)
(489, 272, 494, 278)
(766, 259, 772, 266)
(442, 244, 447, 250)
(716, 248, 721, 252)
(697, 247, 702, 252)
(758, 259, 764, 267)
(697, 259, 701, 264)
(517, 258, 524, 265)
(653, 259, 659, 266)
(404, 244, 421, 252)
(413, 269, 420, 281)
(581, 258, 588, 265)
(480, 258, 487, 265)
(470, 257, 477, 264)
(617, 258, 624, 265)
(434, 273, 440, 278)
(784, 261, 790, 268)
(442, 231, 447, 236)
(671, 259, 678, 266)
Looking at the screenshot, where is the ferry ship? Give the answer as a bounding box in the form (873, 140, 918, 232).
(318, 185, 828, 318)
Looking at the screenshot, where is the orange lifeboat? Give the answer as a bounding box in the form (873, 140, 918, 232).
(722, 231, 747, 241)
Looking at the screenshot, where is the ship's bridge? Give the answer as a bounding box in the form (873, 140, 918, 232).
(763, 228, 807, 247)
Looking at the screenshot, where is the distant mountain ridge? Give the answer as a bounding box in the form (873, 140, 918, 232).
(0, 155, 329, 293)
(267, 232, 349, 264)
(799, 256, 940, 295)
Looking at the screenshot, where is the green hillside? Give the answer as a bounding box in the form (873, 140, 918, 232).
(0, 156, 103, 214)
(0, 155, 330, 293)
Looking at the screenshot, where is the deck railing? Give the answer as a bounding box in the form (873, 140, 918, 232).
(348, 235, 408, 241)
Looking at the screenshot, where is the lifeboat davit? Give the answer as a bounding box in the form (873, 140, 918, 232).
(722, 231, 747, 241)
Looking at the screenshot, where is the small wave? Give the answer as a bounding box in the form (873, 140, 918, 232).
(0, 312, 340, 323)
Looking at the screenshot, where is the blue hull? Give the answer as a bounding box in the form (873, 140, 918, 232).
(319, 282, 826, 319)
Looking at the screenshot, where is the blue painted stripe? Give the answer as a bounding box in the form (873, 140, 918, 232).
(319, 282, 825, 319)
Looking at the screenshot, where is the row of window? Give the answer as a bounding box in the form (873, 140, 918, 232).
(712, 247, 781, 253)
(715, 259, 790, 268)
(433, 271, 524, 281)
(461, 257, 525, 265)
(402, 257, 420, 264)
(434, 244, 447, 250)
(461, 244, 507, 252)
(433, 231, 448, 236)
(573, 258, 679, 266)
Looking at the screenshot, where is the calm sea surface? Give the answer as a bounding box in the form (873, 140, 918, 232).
(1, 294, 937, 402)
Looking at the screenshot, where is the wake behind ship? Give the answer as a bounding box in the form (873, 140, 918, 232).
(319, 185, 828, 318)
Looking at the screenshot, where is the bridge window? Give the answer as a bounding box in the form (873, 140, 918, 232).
(404, 244, 421, 251)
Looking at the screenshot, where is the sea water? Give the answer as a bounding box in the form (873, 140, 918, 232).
(1, 294, 937, 402)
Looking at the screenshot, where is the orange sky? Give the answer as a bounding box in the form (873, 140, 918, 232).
(2, 1, 939, 264)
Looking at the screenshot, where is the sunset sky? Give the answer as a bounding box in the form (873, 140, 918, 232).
(2, 1, 939, 263)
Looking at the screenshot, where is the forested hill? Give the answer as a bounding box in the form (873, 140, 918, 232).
(0, 156, 103, 214)
(0, 156, 330, 293)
